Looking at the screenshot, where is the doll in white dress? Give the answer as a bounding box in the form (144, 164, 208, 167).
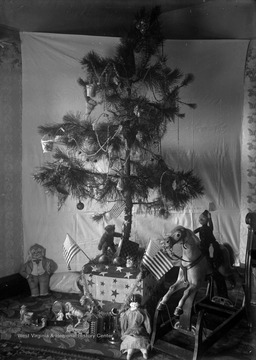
(120, 294, 151, 360)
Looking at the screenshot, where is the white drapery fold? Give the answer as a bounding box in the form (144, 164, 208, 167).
(240, 40, 256, 262)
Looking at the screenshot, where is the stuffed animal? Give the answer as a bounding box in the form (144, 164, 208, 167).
(98, 225, 122, 255)
(20, 244, 57, 297)
(120, 294, 151, 360)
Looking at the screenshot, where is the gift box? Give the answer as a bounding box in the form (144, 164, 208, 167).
(82, 263, 161, 311)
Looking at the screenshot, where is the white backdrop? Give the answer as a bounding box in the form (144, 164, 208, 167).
(21, 33, 248, 271)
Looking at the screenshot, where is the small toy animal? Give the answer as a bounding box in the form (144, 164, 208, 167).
(65, 302, 85, 327)
(20, 305, 34, 325)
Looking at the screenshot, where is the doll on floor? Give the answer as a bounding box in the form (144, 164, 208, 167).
(120, 294, 151, 360)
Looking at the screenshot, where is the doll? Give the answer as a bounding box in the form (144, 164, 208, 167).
(120, 294, 151, 360)
(20, 244, 57, 297)
(194, 210, 228, 297)
(98, 225, 122, 255)
(194, 210, 223, 267)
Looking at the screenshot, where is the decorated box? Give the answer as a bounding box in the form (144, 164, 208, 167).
(82, 263, 161, 311)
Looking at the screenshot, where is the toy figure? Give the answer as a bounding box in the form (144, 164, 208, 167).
(126, 256, 134, 268)
(194, 210, 223, 267)
(120, 294, 151, 360)
(41, 317, 47, 327)
(20, 305, 33, 325)
(20, 244, 57, 297)
(20, 305, 27, 321)
(194, 210, 228, 297)
(56, 310, 64, 321)
(98, 225, 122, 255)
(65, 302, 85, 328)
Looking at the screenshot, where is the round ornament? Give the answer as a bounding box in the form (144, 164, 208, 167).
(77, 201, 84, 210)
(98, 254, 109, 264)
(113, 256, 123, 266)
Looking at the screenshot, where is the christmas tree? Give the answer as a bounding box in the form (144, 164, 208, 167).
(34, 7, 204, 243)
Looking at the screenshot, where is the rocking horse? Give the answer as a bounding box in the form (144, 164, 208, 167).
(151, 222, 252, 360)
(157, 225, 236, 316)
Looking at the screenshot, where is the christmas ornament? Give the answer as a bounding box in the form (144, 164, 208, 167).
(136, 18, 149, 35)
(134, 105, 141, 117)
(41, 135, 54, 153)
(86, 83, 96, 97)
(98, 254, 109, 264)
(77, 201, 84, 210)
(113, 256, 124, 266)
(136, 131, 143, 142)
(117, 177, 125, 192)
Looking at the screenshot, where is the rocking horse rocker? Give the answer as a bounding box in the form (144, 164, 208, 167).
(151, 225, 250, 360)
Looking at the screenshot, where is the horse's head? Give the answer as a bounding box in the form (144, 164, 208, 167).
(165, 226, 188, 249)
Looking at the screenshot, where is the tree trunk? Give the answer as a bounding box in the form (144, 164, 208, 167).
(122, 144, 133, 242)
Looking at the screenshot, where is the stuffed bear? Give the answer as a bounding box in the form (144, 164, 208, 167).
(20, 244, 57, 297)
(98, 225, 122, 255)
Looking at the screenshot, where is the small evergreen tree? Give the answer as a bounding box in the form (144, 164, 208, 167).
(34, 7, 204, 243)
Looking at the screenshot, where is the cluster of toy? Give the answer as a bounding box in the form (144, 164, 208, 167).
(97, 225, 142, 268)
(20, 304, 47, 328)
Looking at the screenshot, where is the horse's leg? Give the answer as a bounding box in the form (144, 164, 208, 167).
(74, 318, 81, 328)
(157, 271, 187, 311)
(174, 283, 198, 316)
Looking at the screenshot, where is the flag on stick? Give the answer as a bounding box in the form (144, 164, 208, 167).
(108, 201, 125, 219)
(142, 239, 173, 280)
(63, 234, 81, 270)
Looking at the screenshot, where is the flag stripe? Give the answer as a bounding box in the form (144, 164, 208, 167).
(63, 244, 80, 265)
(63, 234, 81, 269)
(142, 239, 173, 280)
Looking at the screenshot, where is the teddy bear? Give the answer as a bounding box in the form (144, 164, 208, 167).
(20, 243, 57, 297)
(98, 225, 122, 255)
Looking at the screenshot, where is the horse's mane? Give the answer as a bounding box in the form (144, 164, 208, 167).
(185, 227, 201, 246)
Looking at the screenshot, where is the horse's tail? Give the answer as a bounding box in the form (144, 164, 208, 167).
(223, 242, 235, 267)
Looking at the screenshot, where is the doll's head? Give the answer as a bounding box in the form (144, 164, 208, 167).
(129, 294, 142, 311)
(28, 244, 46, 260)
(199, 210, 209, 226)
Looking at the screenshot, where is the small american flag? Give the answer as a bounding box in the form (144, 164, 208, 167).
(108, 201, 125, 219)
(142, 239, 173, 280)
(63, 234, 81, 270)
